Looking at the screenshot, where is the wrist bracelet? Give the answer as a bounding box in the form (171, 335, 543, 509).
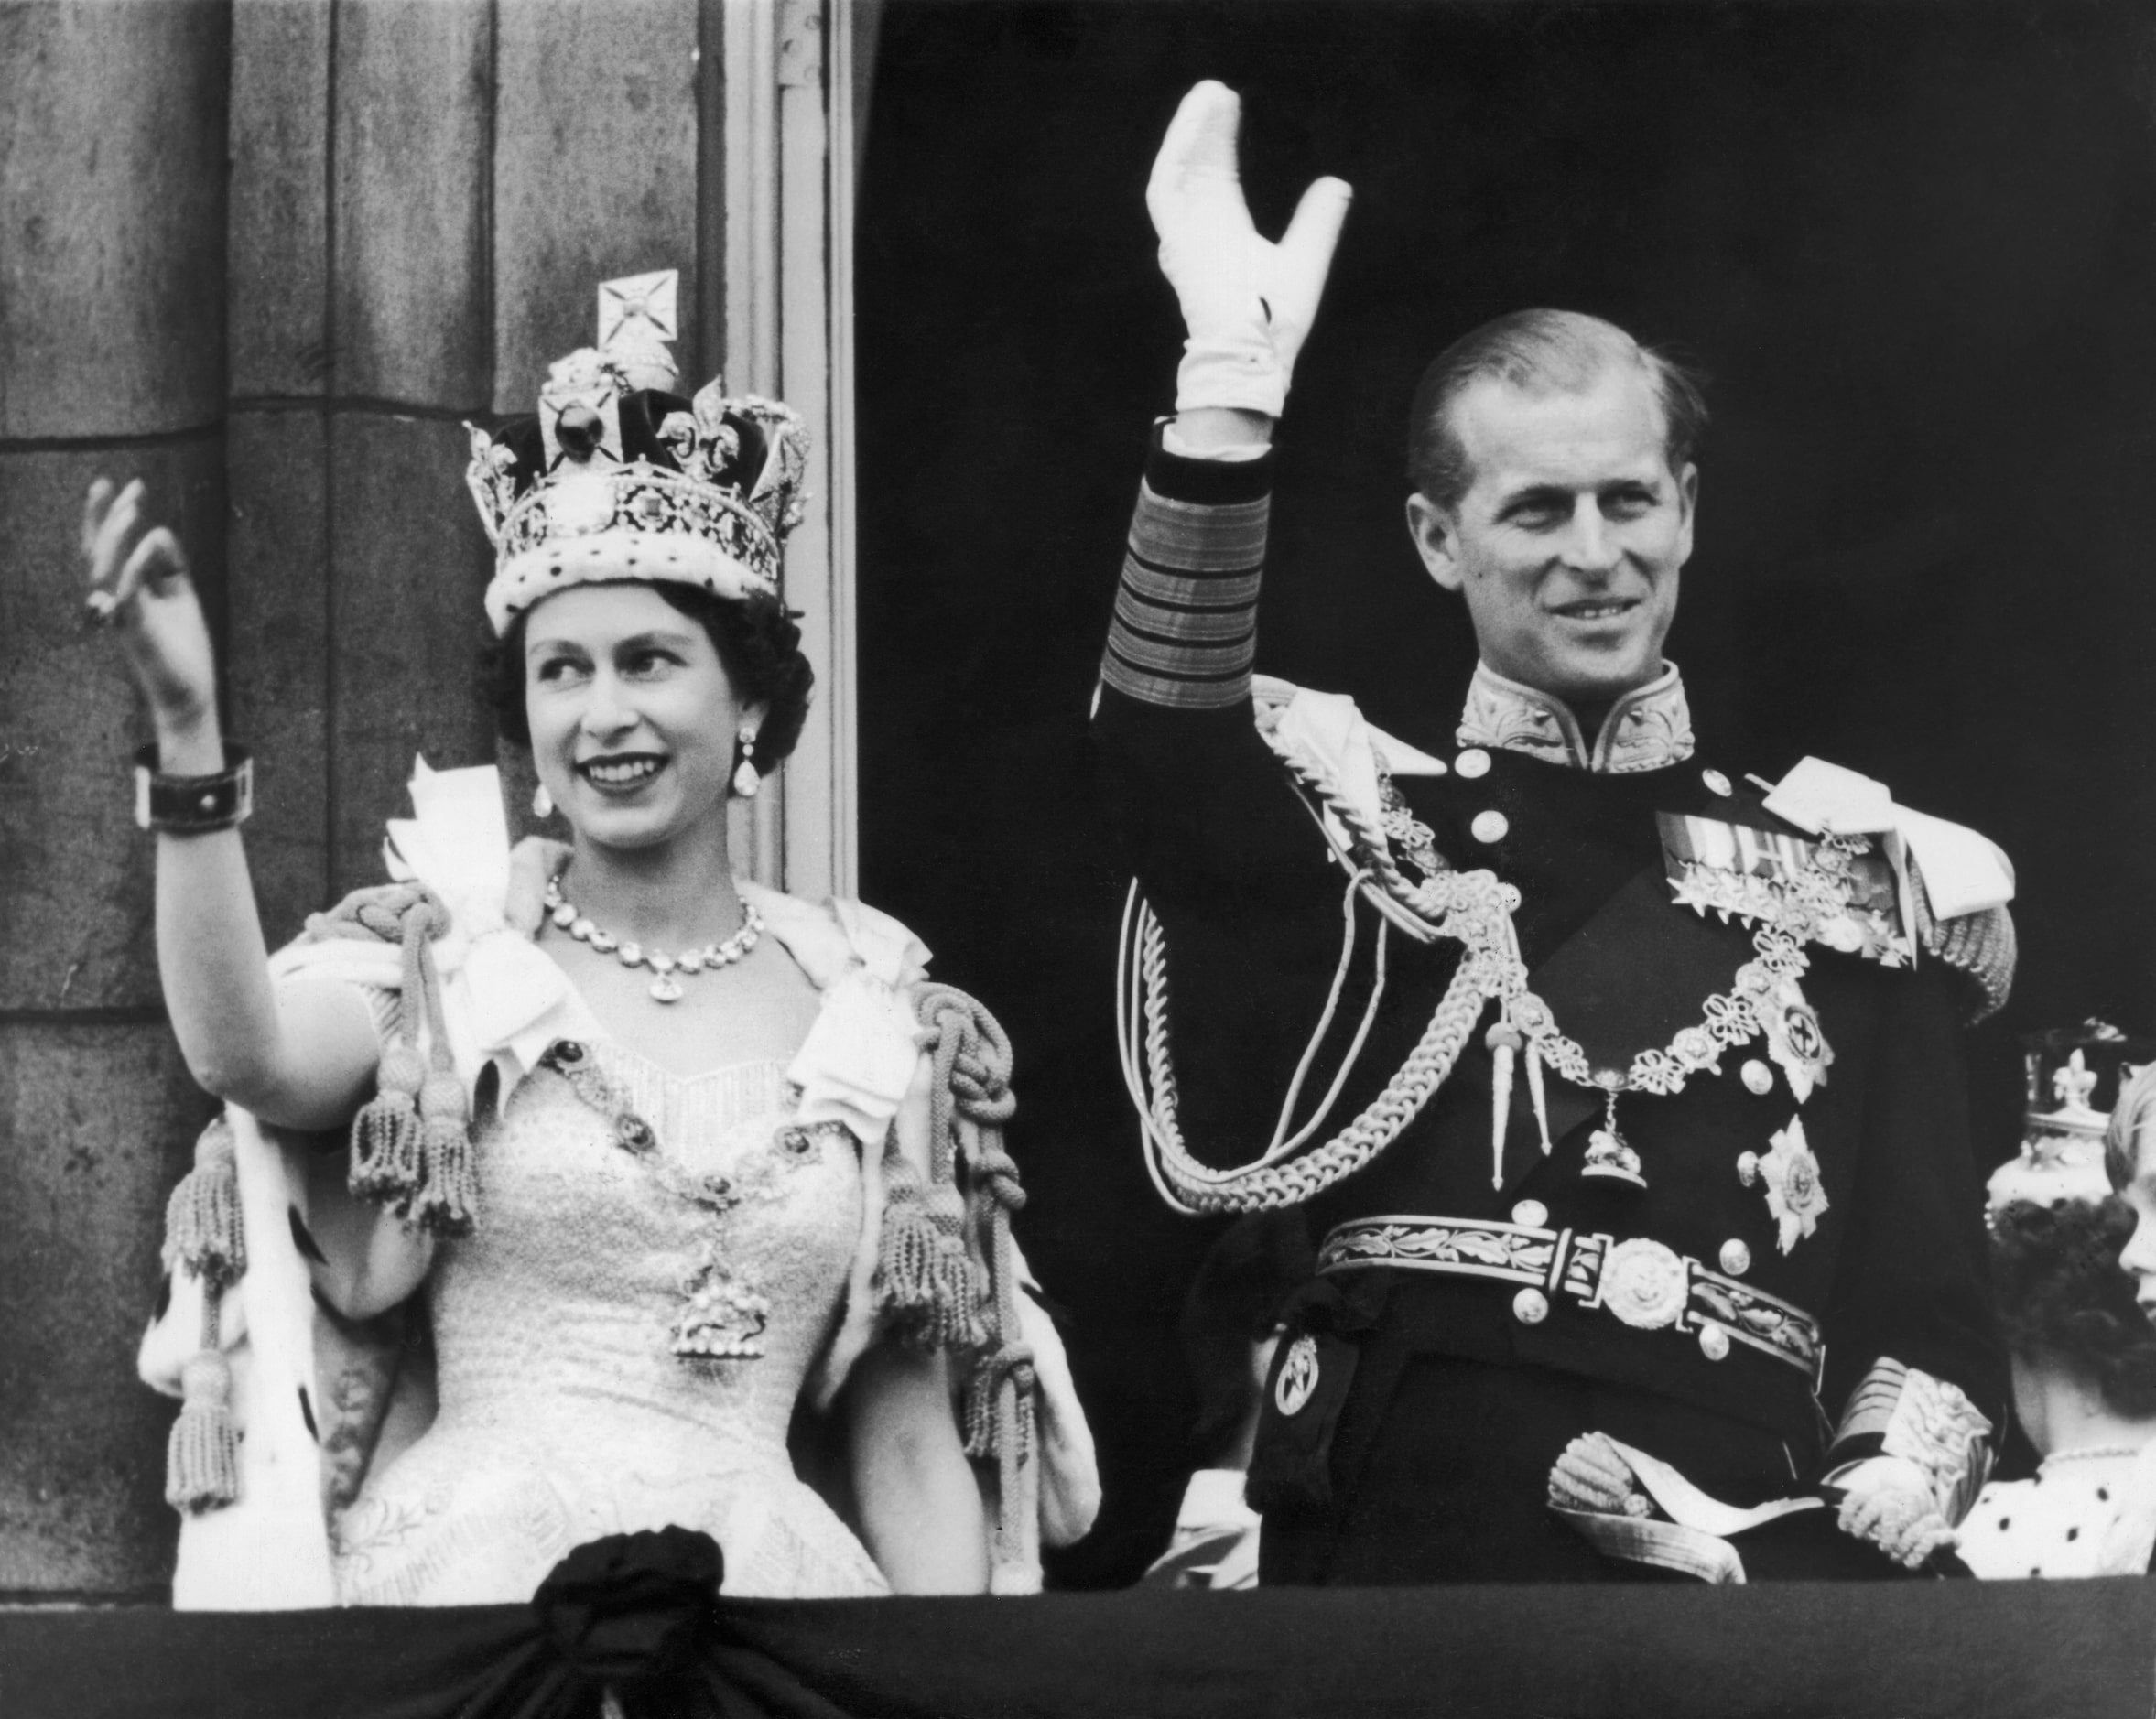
(135, 742, 254, 834)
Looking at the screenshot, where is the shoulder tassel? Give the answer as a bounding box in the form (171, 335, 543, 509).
(316, 885, 476, 1236)
(162, 1118, 248, 1512)
(909, 983, 1042, 1589)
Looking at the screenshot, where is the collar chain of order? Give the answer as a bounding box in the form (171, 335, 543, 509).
(1122, 742, 1867, 1214)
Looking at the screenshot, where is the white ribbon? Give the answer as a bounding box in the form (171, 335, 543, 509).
(1763, 755, 2015, 920)
(383, 758, 577, 1072)
(1261, 678, 1451, 853)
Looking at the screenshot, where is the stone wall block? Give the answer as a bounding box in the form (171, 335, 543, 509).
(332, 0, 493, 411)
(229, 0, 332, 401)
(0, 444, 227, 1012)
(226, 413, 330, 945)
(492, 0, 703, 412)
(0, 1023, 216, 1595)
(0, 0, 230, 438)
(328, 414, 496, 895)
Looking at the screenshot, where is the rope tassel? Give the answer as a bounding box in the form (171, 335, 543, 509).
(325, 886, 478, 1236)
(163, 1118, 245, 1284)
(411, 1071, 477, 1237)
(166, 1350, 239, 1513)
(876, 1156, 937, 1300)
(350, 1042, 426, 1202)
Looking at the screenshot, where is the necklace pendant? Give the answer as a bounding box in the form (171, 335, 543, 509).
(648, 972, 686, 1004)
(1582, 1125, 1648, 1189)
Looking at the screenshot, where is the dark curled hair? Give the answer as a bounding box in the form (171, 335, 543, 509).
(482, 583, 815, 777)
(1405, 308, 1709, 511)
(1991, 1197, 2156, 1419)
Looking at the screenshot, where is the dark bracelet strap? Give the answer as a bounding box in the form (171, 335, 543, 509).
(134, 742, 254, 834)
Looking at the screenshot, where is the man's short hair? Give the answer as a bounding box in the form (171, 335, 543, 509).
(2104, 1062, 2156, 1190)
(1404, 308, 1709, 511)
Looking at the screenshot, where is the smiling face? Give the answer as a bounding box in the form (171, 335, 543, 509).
(523, 582, 764, 854)
(1406, 365, 1697, 707)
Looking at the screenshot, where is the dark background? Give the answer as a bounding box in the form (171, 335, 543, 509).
(855, 0, 2156, 1584)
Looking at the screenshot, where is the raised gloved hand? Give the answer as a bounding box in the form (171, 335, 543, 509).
(1147, 81, 1352, 418)
(1831, 1455, 1957, 1570)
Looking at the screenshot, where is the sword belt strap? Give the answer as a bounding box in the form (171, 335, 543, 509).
(1317, 1214, 1825, 1385)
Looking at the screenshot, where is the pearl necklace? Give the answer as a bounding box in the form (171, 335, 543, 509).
(544, 876, 763, 1003)
(2040, 1443, 2147, 1468)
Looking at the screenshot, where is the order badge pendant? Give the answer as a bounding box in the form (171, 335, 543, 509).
(673, 1246, 770, 1360)
(1580, 1083, 1646, 1189)
(1274, 1333, 1320, 1418)
(1581, 1126, 1647, 1189)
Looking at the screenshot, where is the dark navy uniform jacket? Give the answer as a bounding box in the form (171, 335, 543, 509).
(1094, 434, 2010, 1567)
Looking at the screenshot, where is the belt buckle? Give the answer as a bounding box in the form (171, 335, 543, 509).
(1592, 1237, 1691, 1331)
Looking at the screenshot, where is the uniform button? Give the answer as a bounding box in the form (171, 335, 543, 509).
(1718, 1239, 1752, 1276)
(1512, 1288, 1550, 1325)
(1471, 810, 1509, 844)
(1455, 748, 1491, 780)
(1740, 1059, 1774, 1096)
(1736, 1151, 1761, 1187)
(1511, 1200, 1548, 1229)
(1698, 1324, 1732, 1362)
(1703, 768, 1733, 797)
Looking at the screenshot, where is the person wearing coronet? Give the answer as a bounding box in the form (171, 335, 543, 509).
(97, 271, 1096, 1608)
(1100, 81, 2014, 1584)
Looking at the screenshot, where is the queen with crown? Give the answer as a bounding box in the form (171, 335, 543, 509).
(92, 273, 1096, 1607)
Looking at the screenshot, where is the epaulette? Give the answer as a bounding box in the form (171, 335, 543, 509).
(1758, 756, 2016, 1023)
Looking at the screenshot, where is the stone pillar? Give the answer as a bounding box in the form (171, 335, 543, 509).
(0, 0, 233, 1597)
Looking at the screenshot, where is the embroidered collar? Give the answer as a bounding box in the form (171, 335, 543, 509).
(1456, 660, 1695, 774)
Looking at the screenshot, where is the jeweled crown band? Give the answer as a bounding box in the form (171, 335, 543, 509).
(482, 463, 781, 634)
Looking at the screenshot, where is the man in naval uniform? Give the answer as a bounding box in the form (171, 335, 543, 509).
(1095, 83, 2017, 1584)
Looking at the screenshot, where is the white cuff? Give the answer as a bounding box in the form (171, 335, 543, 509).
(1175, 334, 1287, 417)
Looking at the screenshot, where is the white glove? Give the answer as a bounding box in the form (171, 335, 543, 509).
(1832, 1455, 1957, 1570)
(1147, 81, 1352, 417)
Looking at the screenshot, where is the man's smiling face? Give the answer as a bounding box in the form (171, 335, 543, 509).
(1407, 365, 1697, 706)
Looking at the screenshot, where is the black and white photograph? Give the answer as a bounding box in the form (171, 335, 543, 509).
(5, 0, 2156, 1713)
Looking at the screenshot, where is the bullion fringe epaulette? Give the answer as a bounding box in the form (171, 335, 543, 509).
(874, 983, 1040, 1588)
(305, 882, 479, 1237)
(161, 1117, 246, 1511)
(1910, 867, 2016, 1025)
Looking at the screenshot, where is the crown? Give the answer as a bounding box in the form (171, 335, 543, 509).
(465, 269, 810, 636)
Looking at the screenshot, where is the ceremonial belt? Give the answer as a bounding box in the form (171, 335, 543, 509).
(1316, 1215, 1824, 1384)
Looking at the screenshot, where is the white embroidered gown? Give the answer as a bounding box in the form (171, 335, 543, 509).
(330, 1040, 890, 1604)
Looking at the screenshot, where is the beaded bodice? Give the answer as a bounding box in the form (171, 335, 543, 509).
(428, 1044, 864, 1469)
(333, 1035, 885, 1604)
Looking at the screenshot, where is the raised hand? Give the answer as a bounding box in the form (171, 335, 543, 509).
(82, 477, 220, 753)
(1146, 81, 1352, 417)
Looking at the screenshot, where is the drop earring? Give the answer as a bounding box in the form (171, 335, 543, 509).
(732, 730, 760, 799)
(532, 782, 554, 819)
